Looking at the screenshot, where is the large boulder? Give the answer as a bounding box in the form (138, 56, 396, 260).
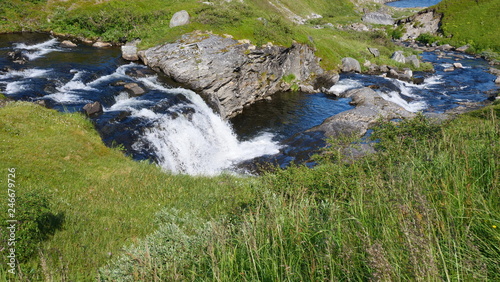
(362, 12, 394, 25)
(341, 57, 361, 73)
(139, 32, 325, 118)
(170, 10, 190, 28)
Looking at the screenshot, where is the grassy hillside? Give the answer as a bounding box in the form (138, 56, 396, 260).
(0, 101, 498, 280)
(431, 0, 499, 56)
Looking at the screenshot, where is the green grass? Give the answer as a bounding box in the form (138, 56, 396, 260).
(435, 0, 500, 54)
(100, 106, 500, 280)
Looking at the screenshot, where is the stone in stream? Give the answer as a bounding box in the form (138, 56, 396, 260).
(83, 101, 103, 117)
(93, 42, 112, 48)
(61, 40, 77, 48)
(124, 83, 146, 96)
(307, 87, 415, 139)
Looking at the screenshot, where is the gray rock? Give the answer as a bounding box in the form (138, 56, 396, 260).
(495, 76, 500, 84)
(437, 44, 453, 51)
(61, 40, 77, 48)
(406, 54, 420, 68)
(170, 10, 190, 28)
(341, 57, 361, 73)
(490, 68, 500, 76)
(453, 62, 463, 69)
(124, 83, 146, 96)
(139, 32, 324, 118)
(362, 12, 394, 25)
(121, 44, 139, 61)
(391, 51, 406, 64)
(83, 101, 103, 117)
(379, 65, 389, 73)
(456, 45, 469, 52)
(307, 87, 414, 138)
(368, 47, 380, 57)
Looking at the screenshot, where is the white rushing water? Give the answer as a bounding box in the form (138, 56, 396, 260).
(13, 38, 61, 60)
(376, 77, 427, 112)
(129, 76, 281, 175)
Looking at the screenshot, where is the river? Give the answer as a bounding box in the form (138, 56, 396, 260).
(0, 33, 498, 175)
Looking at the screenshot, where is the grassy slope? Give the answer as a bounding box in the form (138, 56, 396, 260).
(435, 0, 500, 53)
(99, 105, 500, 281)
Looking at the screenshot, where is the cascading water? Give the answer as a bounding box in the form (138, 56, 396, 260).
(1, 33, 498, 174)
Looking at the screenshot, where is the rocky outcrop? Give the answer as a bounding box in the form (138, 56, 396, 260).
(362, 12, 394, 25)
(308, 87, 415, 138)
(139, 32, 329, 119)
(397, 9, 442, 41)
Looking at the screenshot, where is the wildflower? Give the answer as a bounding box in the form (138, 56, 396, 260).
(493, 225, 497, 229)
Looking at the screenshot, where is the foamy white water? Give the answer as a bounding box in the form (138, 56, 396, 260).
(13, 38, 61, 60)
(44, 70, 95, 103)
(328, 79, 364, 95)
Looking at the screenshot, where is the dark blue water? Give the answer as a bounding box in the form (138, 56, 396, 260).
(1, 33, 498, 174)
(386, 0, 442, 8)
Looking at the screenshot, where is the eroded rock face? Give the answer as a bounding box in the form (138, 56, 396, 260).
(308, 87, 415, 138)
(398, 9, 442, 41)
(139, 32, 327, 118)
(362, 12, 394, 25)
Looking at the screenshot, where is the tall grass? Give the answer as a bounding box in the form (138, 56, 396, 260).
(100, 106, 500, 280)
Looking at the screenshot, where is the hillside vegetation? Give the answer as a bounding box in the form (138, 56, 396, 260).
(0, 0, 420, 70)
(1, 101, 499, 280)
(434, 0, 499, 55)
